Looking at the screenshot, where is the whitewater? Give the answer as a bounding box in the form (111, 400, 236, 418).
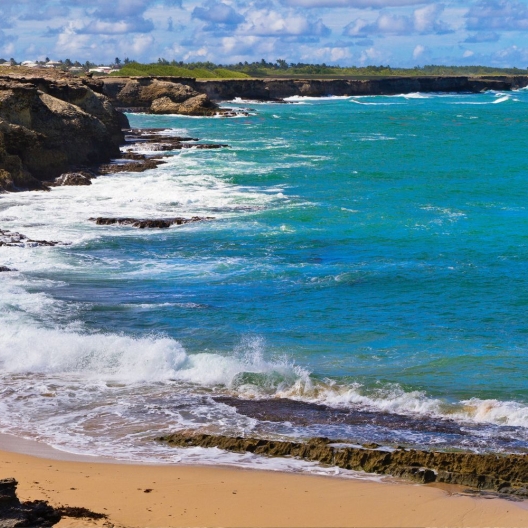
(1, 90, 528, 474)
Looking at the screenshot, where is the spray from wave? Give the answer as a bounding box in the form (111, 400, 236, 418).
(1, 323, 528, 430)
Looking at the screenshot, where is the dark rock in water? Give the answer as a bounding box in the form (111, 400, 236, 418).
(0, 266, 14, 272)
(50, 172, 93, 186)
(158, 431, 528, 496)
(97, 157, 166, 174)
(214, 396, 466, 436)
(89, 216, 214, 228)
(0, 478, 61, 527)
(122, 128, 229, 152)
(0, 229, 62, 247)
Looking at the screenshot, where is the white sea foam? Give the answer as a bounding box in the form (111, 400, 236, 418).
(397, 92, 431, 99)
(284, 95, 352, 102)
(350, 99, 403, 106)
(492, 95, 511, 104)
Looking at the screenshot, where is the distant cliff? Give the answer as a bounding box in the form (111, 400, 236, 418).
(103, 75, 528, 106)
(0, 72, 128, 193)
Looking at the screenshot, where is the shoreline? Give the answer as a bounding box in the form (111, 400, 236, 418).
(1, 443, 527, 528)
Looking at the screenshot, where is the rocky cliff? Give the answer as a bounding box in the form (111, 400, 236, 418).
(104, 75, 528, 105)
(0, 71, 128, 193)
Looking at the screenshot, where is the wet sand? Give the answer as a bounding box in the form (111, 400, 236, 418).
(0, 436, 527, 527)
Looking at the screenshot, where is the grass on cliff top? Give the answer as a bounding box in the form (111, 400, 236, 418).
(110, 62, 528, 80)
(111, 63, 249, 79)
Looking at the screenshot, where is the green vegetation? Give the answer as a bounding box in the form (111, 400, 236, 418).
(112, 61, 250, 79)
(110, 59, 528, 79)
(4, 55, 528, 79)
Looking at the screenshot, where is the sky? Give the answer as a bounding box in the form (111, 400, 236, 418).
(1, 0, 528, 68)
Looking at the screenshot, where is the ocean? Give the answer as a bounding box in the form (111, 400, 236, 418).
(1, 90, 528, 476)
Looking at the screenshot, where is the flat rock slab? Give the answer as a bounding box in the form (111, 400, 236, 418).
(89, 216, 214, 228)
(158, 431, 528, 496)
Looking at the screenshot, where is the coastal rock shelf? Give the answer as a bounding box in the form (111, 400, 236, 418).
(89, 216, 214, 228)
(159, 432, 528, 496)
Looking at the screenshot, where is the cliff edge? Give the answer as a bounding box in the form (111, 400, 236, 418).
(103, 74, 528, 105)
(0, 70, 128, 193)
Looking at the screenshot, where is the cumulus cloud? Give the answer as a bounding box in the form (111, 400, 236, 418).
(344, 4, 450, 37)
(493, 44, 528, 63)
(413, 43, 425, 59)
(192, 2, 245, 29)
(242, 9, 330, 37)
(464, 31, 500, 42)
(282, 0, 428, 7)
(359, 45, 387, 64)
(306, 45, 352, 61)
(77, 18, 155, 34)
(466, 0, 528, 31)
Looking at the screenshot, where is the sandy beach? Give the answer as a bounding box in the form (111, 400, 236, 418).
(0, 436, 527, 528)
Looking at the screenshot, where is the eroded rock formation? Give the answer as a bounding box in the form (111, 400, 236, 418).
(103, 78, 219, 115)
(0, 71, 128, 193)
(159, 432, 528, 496)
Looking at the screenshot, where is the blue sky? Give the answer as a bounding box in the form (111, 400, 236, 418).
(1, 0, 528, 67)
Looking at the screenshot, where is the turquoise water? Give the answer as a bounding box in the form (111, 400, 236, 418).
(1, 90, 528, 465)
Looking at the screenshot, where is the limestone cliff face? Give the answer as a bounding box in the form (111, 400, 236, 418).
(103, 75, 528, 106)
(195, 75, 528, 100)
(0, 72, 128, 193)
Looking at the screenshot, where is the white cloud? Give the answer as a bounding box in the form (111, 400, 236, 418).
(241, 9, 330, 37)
(306, 45, 352, 61)
(413, 4, 445, 33)
(466, 0, 528, 31)
(359, 45, 386, 64)
(344, 4, 450, 37)
(131, 34, 155, 55)
(282, 0, 429, 7)
(413, 43, 425, 59)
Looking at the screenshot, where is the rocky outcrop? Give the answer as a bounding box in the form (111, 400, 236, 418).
(0, 228, 63, 247)
(89, 216, 214, 228)
(0, 478, 107, 528)
(49, 171, 93, 186)
(104, 75, 528, 105)
(104, 78, 219, 115)
(0, 478, 60, 527)
(0, 71, 128, 193)
(159, 432, 528, 497)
